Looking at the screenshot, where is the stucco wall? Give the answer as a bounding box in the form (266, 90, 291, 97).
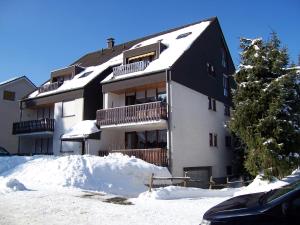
(52, 98, 84, 155)
(169, 81, 233, 178)
(104, 93, 125, 109)
(0, 78, 35, 154)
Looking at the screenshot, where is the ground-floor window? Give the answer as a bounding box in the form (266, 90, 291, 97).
(35, 137, 53, 154)
(125, 129, 167, 149)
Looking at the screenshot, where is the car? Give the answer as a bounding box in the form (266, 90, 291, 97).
(0, 146, 10, 156)
(201, 180, 300, 225)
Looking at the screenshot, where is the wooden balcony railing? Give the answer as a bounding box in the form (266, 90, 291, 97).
(38, 81, 63, 93)
(12, 118, 55, 135)
(99, 148, 168, 166)
(113, 61, 150, 76)
(96, 101, 167, 126)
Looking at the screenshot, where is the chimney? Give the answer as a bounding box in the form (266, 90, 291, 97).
(107, 38, 115, 49)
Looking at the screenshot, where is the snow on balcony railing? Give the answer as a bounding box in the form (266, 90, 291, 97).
(113, 61, 150, 77)
(38, 81, 63, 93)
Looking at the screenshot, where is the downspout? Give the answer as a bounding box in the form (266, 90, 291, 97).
(166, 69, 172, 173)
(17, 100, 23, 155)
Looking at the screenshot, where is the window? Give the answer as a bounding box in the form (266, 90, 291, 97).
(226, 166, 232, 175)
(125, 129, 167, 149)
(221, 47, 227, 69)
(176, 32, 192, 39)
(62, 100, 75, 117)
(157, 91, 167, 103)
(224, 105, 230, 117)
(207, 63, 216, 76)
(209, 133, 217, 147)
(3, 90, 15, 101)
(213, 134, 218, 147)
(125, 92, 136, 106)
(208, 97, 216, 111)
(225, 136, 232, 147)
(79, 71, 93, 78)
(209, 133, 213, 146)
(223, 74, 229, 97)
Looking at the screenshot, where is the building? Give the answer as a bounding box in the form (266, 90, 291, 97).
(0, 76, 36, 154)
(95, 17, 235, 182)
(14, 17, 235, 183)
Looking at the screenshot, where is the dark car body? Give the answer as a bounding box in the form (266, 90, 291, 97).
(201, 180, 300, 225)
(0, 146, 10, 156)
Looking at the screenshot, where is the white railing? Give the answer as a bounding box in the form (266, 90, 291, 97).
(113, 61, 149, 76)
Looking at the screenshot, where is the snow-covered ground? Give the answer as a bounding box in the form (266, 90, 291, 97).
(0, 154, 299, 225)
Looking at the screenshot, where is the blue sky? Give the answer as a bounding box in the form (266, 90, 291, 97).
(0, 0, 299, 86)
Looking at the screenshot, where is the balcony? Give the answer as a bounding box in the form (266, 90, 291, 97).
(96, 101, 167, 127)
(99, 148, 168, 166)
(13, 118, 55, 135)
(38, 81, 63, 93)
(113, 61, 150, 77)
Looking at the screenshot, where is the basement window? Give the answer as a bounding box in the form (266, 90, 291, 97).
(176, 32, 192, 39)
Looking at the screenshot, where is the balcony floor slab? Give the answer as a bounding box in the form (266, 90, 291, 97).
(15, 131, 54, 137)
(99, 119, 167, 131)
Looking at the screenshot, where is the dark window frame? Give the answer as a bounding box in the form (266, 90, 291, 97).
(225, 136, 232, 148)
(213, 134, 218, 147)
(207, 62, 216, 77)
(3, 90, 15, 101)
(208, 97, 216, 111)
(224, 104, 230, 117)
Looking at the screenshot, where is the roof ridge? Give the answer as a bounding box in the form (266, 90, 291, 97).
(71, 16, 217, 66)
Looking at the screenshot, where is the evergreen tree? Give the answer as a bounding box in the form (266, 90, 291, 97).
(230, 32, 300, 179)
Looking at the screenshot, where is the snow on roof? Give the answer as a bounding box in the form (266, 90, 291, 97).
(27, 20, 210, 98)
(28, 54, 123, 99)
(61, 120, 100, 140)
(0, 76, 22, 86)
(102, 21, 211, 83)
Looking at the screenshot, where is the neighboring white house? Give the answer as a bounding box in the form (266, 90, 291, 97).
(14, 17, 235, 186)
(0, 76, 36, 154)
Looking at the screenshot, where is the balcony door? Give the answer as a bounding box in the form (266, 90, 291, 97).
(125, 129, 167, 150)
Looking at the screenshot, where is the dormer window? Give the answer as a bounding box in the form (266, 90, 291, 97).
(113, 42, 165, 77)
(127, 52, 155, 64)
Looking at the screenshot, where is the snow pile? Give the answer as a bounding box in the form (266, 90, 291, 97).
(139, 186, 238, 200)
(0, 155, 32, 175)
(0, 178, 28, 194)
(0, 154, 170, 197)
(235, 169, 300, 196)
(61, 120, 99, 139)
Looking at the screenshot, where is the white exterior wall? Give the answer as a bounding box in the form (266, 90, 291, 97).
(0, 79, 35, 154)
(104, 93, 125, 109)
(52, 98, 84, 155)
(169, 81, 232, 178)
(98, 129, 125, 151)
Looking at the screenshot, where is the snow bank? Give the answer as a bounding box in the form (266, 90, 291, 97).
(0, 156, 33, 175)
(0, 154, 170, 197)
(0, 178, 28, 194)
(139, 186, 238, 200)
(234, 169, 300, 196)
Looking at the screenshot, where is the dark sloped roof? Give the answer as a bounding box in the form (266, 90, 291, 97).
(71, 17, 217, 68)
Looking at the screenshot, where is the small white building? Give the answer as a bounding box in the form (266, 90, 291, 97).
(0, 76, 36, 154)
